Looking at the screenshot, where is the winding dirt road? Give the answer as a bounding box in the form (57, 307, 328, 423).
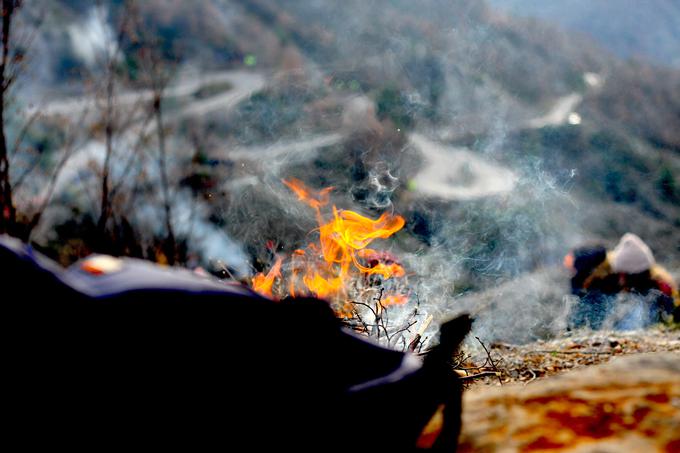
(408, 75, 601, 201)
(31, 70, 266, 122)
(408, 133, 518, 200)
(42, 70, 266, 205)
(41, 69, 599, 209)
(215, 88, 586, 202)
(526, 93, 582, 129)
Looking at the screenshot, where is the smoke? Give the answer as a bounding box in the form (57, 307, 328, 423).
(67, 5, 118, 67)
(351, 163, 399, 209)
(17, 0, 673, 349)
(198, 0, 594, 346)
(173, 192, 251, 276)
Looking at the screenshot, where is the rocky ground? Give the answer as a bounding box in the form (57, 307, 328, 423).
(452, 327, 680, 452)
(457, 326, 680, 387)
(458, 351, 680, 452)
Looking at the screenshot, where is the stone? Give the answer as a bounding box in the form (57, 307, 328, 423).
(459, 352, 680, 452)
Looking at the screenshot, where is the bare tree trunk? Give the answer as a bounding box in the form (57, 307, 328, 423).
(153, 93, 176, 264)
(97, 62, 115, 240)
(0, 0, 17, 234)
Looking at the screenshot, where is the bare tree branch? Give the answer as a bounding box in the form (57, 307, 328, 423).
(8, 108, 39, 158)
(26, 108, 91, 239)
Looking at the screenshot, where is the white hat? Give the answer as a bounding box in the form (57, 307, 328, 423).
(610, 233, 655, 274)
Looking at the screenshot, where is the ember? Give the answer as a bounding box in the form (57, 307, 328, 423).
(252, 178, 408, 318)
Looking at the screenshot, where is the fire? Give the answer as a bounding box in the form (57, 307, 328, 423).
(382, 294, 409, 307)
(251, 178, 408, 312)
(283, 178, 333, 213)
(252, 256, 283, 298)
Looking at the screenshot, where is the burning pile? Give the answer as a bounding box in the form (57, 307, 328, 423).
(252, 178, 414, 338)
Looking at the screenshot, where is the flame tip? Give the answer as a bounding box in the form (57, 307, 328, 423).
(254, 179, 408, 314)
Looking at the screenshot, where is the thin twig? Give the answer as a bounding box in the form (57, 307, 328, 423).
(451, 352, 472, 370)
(352, 306, 370, 334)
(372, 287, 390, 340)
(109, 104, 155, 199)
(388, 320, 417, 348)
(351, 301, 379, 319)
(476, 336, 503, 386)
(459, 371, 501, 381)
(523, 369, 537, 386)
(529, 350, 613, 355)
(455, 365, 488, 372)
(418, 336, 428, 353)
(9, 109, 40, 159)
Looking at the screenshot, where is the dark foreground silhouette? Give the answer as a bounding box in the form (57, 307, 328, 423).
(2, 235, 471, 450)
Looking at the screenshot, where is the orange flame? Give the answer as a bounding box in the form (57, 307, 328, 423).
(251, 179, 408, 311)
(252, 256, 283, 298)
(283, 178, 333, 211)
(381, 294, 409, 307)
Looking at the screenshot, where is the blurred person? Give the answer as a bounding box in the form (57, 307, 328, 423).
(564, 233, 678, 329)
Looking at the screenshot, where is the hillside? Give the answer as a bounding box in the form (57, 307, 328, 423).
(5, 0, 680, 343)
(4, 3, 679, 449)
(232, 0, 680, 270)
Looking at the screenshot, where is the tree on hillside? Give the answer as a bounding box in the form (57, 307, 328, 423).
(132, 22, 179, 264)
(0, 0, 21, 234)
(94, 3, 131, 240)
